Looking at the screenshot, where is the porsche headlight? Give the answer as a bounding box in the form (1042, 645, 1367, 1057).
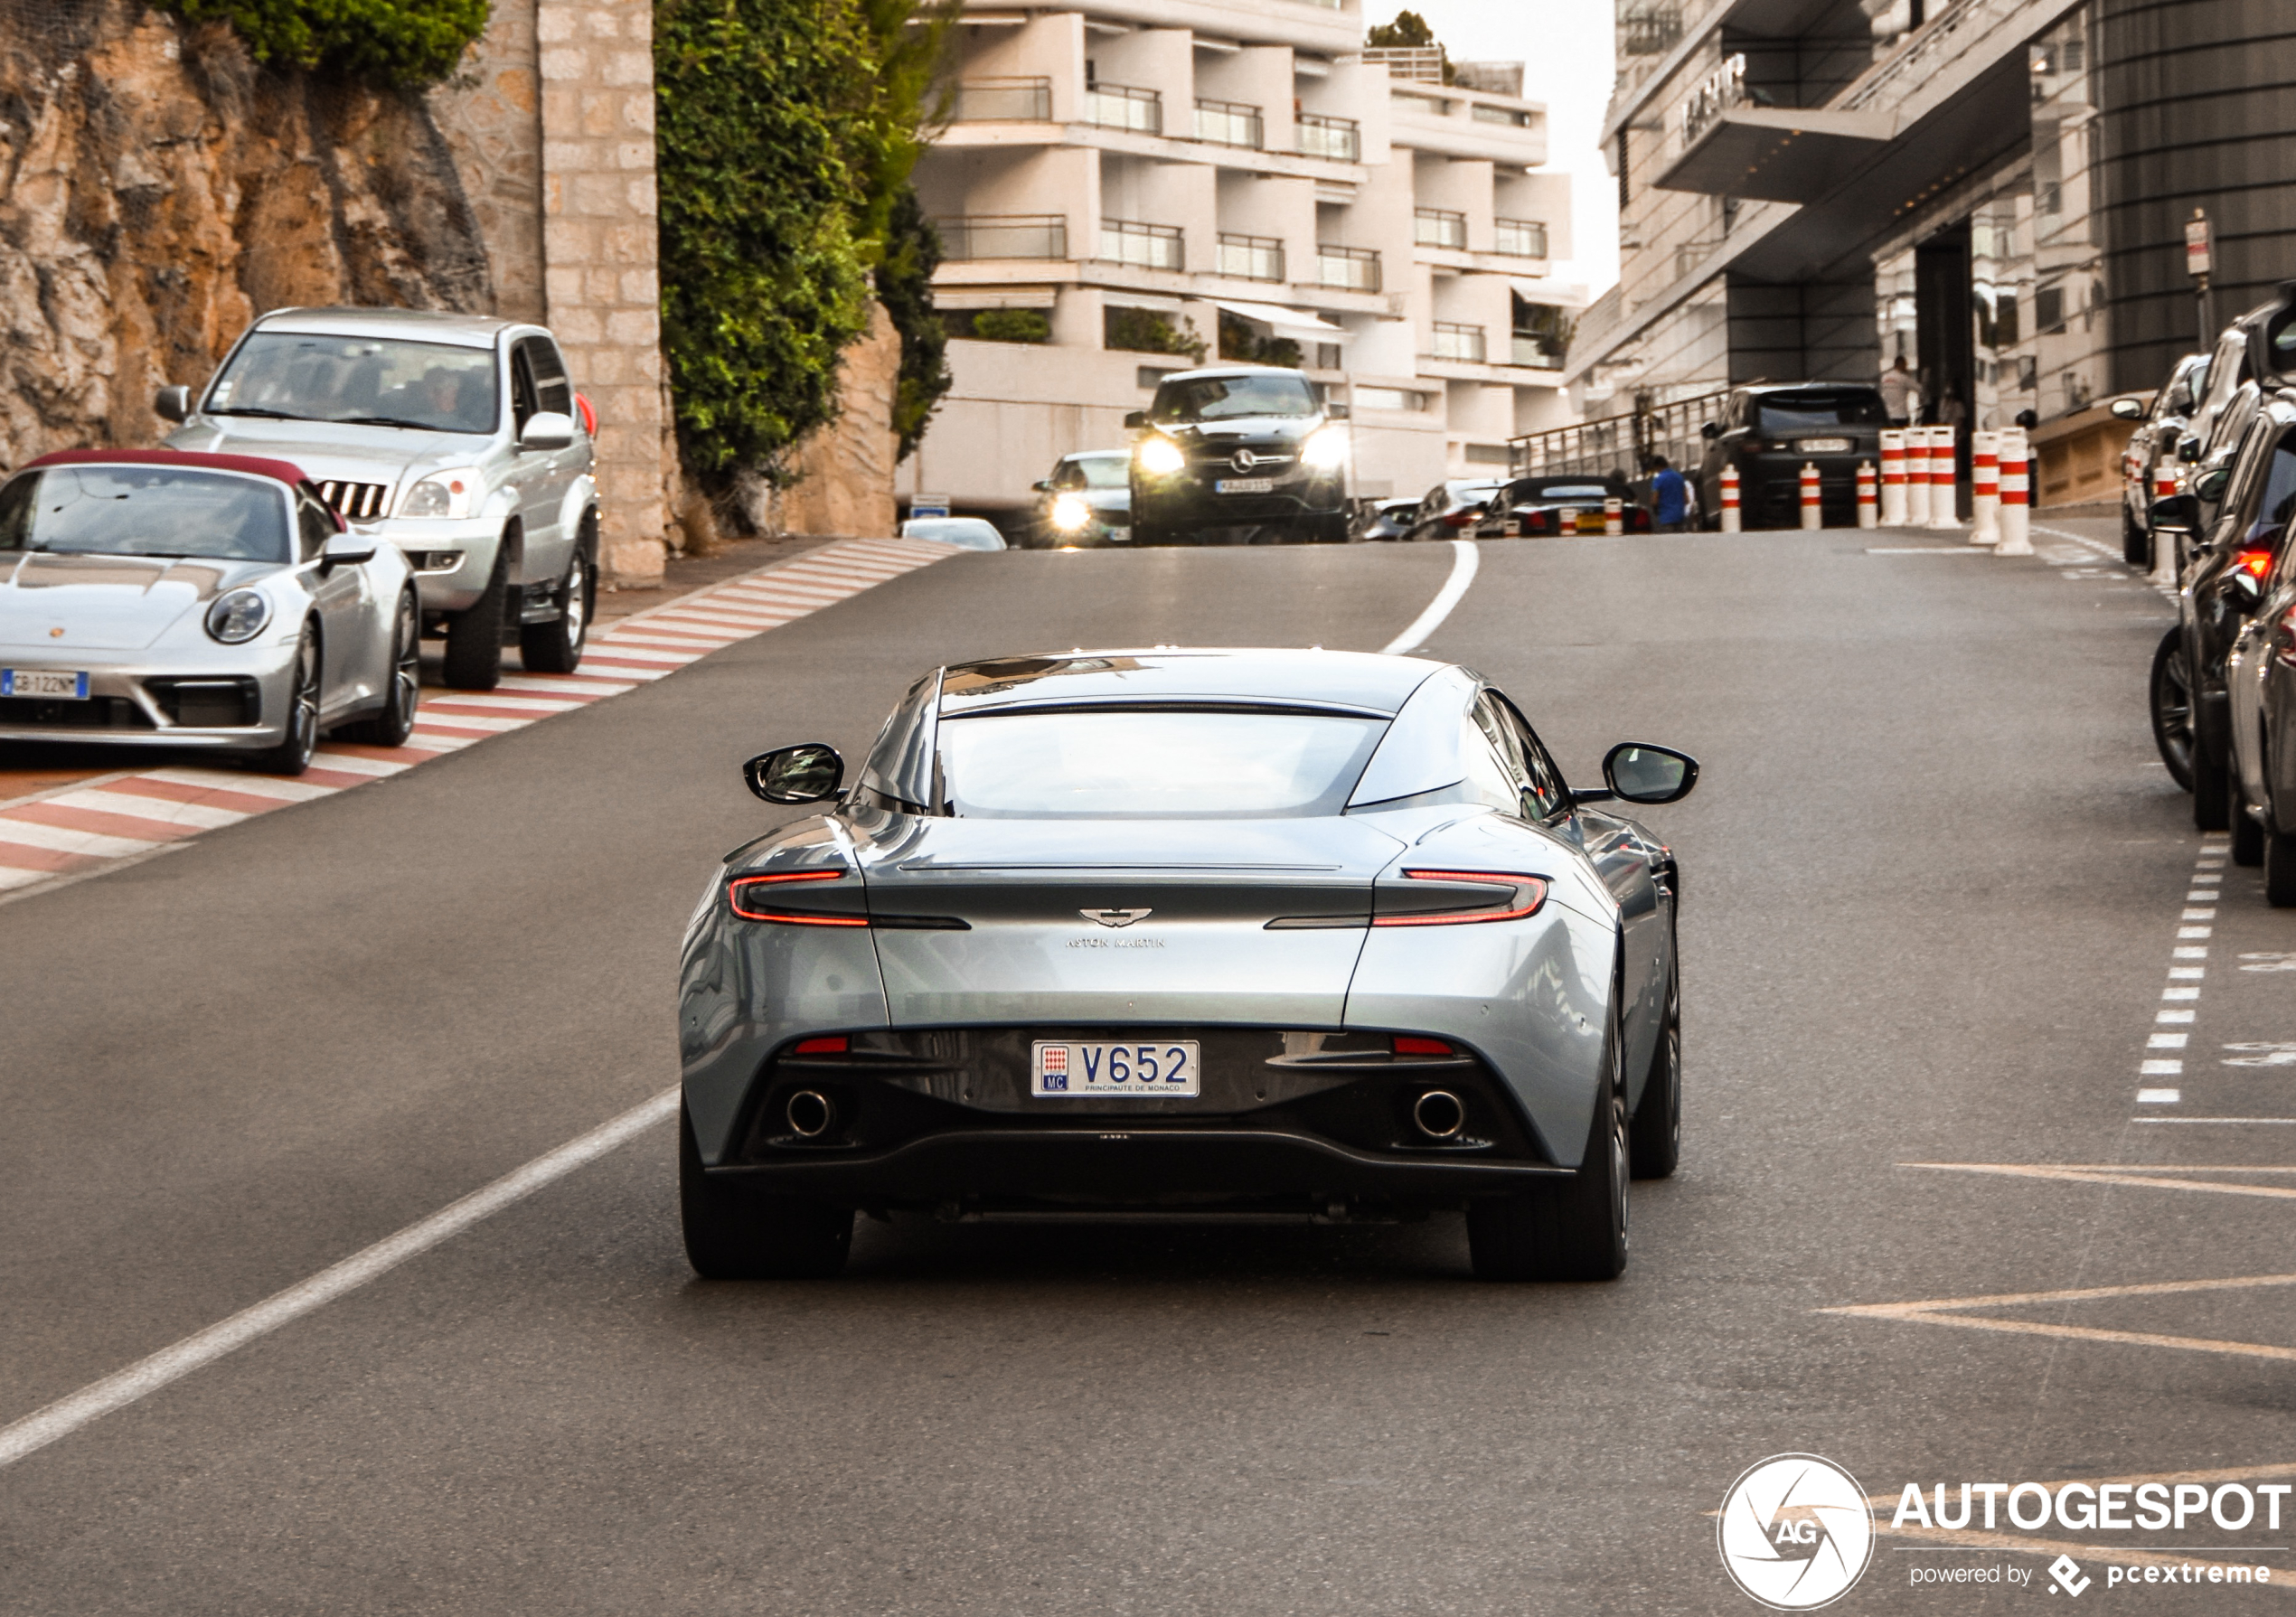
(1135, 436, 1185, 476)
(1301, 426, 1349, 472)
(1050, 494, 1094, 532)
(205, 588, 271, 644)
(398, 467, 481, 520)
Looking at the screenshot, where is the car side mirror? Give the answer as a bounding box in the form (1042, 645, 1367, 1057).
(1325, 402, 1350, 421)
(744, 742, 844, 804)
(2110, 397, 2145, 420)
(155, 385, 192, 424)
(2150, 494, 2202, 533)
(2195, 466, 2232, 503)
(320, 530, 377, 569)
(1602, 742, 1698, 805)
(518, 410, 576, 451)
(1700, 422, 1719, 439)
(1031, 480, 1052, 493)
(1124, 410, 1147, 430)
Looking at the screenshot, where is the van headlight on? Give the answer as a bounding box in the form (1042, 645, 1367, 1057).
(1301, 427, 1349, 472)
(1050, 494, 1094, 532)
(399, 467, 481, 520)
(204, 588, 271, 644)
(1135, 436, 1185, 476)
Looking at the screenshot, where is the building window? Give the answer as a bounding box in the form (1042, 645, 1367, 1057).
(1430, 322, 1486, 362)
(1471, 104, 1530, 127)
(936, 215, 1068, 261)
(1414, 208, 1468, 249)
(1511, 297, 1571, 370)
(1493, 219, 1548, 259)
(1193, 99, 1264, 149)
(1296, 112, 1360, 162)
(2035, 284, 2066, 334)
(1216, 234, 1285, 283)
(1354, 386, 1426, 411)
(1316, 244, 1381, 292)
(951, 78, 1050, 122)
(1086, 83, 1162, 136)
(1101, 219, 1185, 271)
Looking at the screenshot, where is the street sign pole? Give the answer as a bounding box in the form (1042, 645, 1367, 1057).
(2187, 209, 2214, 350)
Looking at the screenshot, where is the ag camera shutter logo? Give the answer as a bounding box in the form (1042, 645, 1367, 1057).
(1717, 1453, 1876, 1609)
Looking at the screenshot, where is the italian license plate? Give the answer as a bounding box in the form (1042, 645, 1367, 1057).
(1215, 478, 1274, 494)
(1799, 437, 1851, 453)
(1, 669, 88, 700)
(1032, 1039, 1201, 1097)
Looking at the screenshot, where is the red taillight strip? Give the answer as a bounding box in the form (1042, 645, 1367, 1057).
(2236, 548, 2272, 578)
(728, 869, 869, 925)
(1374, 869, 1548, 926)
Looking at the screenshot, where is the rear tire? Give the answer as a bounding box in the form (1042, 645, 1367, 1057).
(2194, 729, 2231, 832)
(2150, 628, 2197, 791)
(679, 1108, 852, 1279)
(442, 548, 509, 691)
(520, 527, 594, 675)
(1468, 991, 1629, 1282)
(2268, 822, 2296, 908)
(2233, 764, 2265, 867)
(1628, 966, 1680, 1180)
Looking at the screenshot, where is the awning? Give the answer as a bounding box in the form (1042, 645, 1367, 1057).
(1101, 290, 1185, 315)
(933, 287, 1059, 310)
(1204, 298, 1356, 343)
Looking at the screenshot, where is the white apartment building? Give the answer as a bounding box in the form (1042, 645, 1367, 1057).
(899, 1, 1583, 513)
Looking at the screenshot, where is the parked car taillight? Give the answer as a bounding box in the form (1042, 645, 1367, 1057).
(1521, 510, 1550, 533)
(1629, 507, 1652, 532)
(2235, 548, 2273, 579)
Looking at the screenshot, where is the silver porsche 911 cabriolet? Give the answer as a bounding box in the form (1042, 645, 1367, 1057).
(678, 649, 1697, 1282)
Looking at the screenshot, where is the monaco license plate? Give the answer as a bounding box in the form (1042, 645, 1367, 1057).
(1032, 1039, 1201, 1097)
(1798, 437, 1851, 453)
(1215, 478, 1274, 494)
(1, 669, 88, 700)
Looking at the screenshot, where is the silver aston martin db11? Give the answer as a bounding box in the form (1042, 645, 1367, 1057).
(678, 649, 1697, 1281)
(0, 448, 419, 773)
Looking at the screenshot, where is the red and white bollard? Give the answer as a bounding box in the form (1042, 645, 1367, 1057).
(1719, 463, 1741, 532)
(1879, 429, 1908, 527)
(1799, 462, 1822, 530)
(1927, 424, 1961, 530)
(1996, 428, 2032, 555)
(1856, 461, 1878, 529)
(1604, 494, 1623, 536)
(1971, 430, 2000, 545)
(1904, 428, 1933, 527)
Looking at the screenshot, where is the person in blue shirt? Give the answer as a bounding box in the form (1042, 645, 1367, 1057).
(1649, 456, 1689, 532)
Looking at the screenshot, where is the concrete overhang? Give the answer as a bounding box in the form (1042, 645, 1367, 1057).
(1655, 107, 1897, 203)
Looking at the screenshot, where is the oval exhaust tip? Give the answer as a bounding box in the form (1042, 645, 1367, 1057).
(786, 1089, 834, 1138)
(1412, 1089, 1464, 1140)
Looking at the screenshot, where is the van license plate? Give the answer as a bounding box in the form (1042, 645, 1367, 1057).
(1798, 437, 1851, 453)
(1033, 1040, 1201, 1096)
(1, 669, 88, 699)
(1215, 478, 1274, 494)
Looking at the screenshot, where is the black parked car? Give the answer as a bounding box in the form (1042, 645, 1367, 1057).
(2149, 286, 2296, 835)
(2110, 352, 2207, 569)
(1695, 384, 1888, 529)
(1475, 473, 1648, 538)
(1397, 478, 1510, 542)
(1125, 366, 1350, 545)
(2226, 411, 2296, 898)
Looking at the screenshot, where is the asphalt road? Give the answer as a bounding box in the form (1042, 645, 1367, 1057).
(4, 522, 2291, 1614)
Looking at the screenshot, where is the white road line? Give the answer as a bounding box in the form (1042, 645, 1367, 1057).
(2137, 1088, 2183, 1104)
(2136, 1117, 2296, 1125)
(0, 1086, 680, 1472)
(1381, 539, 1481, 655)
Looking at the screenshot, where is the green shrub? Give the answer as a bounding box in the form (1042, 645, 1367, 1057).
(1105, 306, 1206, 362)
(1217, 311, 1301, 369)
(967, 309, 1051, 344)
(163, 0, 490, 87)
(877, 188, 953, 461)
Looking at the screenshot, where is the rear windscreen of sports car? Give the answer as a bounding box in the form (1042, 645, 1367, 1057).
(938, 708, 1388, 818)
(0, 466, 289, 562)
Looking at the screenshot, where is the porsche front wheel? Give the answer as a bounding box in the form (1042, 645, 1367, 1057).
(1468, 996, 1630, 1282)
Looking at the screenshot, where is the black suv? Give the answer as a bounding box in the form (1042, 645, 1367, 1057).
(1695, 383, 1889, 529)
(1125, 366, 1350, 545)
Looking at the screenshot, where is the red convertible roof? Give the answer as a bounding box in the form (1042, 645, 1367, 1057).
(21, 447, 312, 487)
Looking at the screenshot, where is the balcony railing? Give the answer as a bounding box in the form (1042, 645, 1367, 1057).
(1296, 112, 1360, 162)
(1414, 208, 1467, 249)
(1086, 83, 1162, 136)
(1216, 233, 1285, 283)
(1510, 334, 1564, 370)
(1315, 244, 1380, 292)
(1364, 46, 1445, 84)
(1430, 322, 1486, 362)
(1471, 104, 1530, 127)
(1101, 219, 1185, 272)
(1193, 98, 1264, 150)
(936, 214, 1068, 261)
(1493, 218, 1548, 259)
(951, 77, 1050, 122)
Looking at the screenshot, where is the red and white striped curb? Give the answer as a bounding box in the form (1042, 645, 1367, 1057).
(0, 536, 955, 896)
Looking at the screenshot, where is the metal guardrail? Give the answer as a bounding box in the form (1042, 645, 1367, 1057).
(1509, 388, 1732, 478)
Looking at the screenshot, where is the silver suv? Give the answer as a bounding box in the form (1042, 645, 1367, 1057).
(158, 307, 598, 690)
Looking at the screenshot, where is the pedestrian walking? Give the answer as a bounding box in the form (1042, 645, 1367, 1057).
(1880, 355, 1920, 427)
(1650, 456, 1689, 533)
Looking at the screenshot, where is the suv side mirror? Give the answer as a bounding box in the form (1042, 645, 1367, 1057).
(155, 385, 192, 423)
(1325, 402, 1350, 421)
(2195, 466, 2233, 503)
(518, 410, 575, 451)
(2150, 494, 2202, 533)
(1602, 742, 1698, 804)
(1124, 410, 1147, 430)
(744, 743, 844, 804)
(1700, 421, 1719, 440)
(2110, 397, 2145, 420)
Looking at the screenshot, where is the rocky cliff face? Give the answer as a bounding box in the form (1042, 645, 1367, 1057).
(0, 2, 491, 468)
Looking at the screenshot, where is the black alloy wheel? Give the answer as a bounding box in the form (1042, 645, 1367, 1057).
(2150, 628, 2197, 792)
(343, 589, 419, 747)
(250, 626, 320, 776)
(679, 1108, 853, 1279)
(1629, 959, 1681, 1180)
(442, 544, 510, 691)
(520, 530, 595, 675)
